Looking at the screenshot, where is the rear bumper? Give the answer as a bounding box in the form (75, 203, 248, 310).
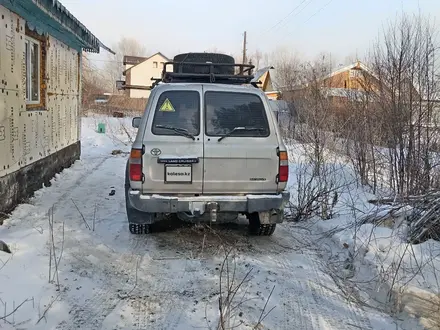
(128, 190, 290, 214)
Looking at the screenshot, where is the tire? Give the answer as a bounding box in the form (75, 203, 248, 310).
(129, 223, 151, 235)
(173, 52, 235, 75)
(248, 212, 277, 236)
(125, 162, 153, 234)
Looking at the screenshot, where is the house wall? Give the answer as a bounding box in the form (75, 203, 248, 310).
(322, 67, 373, 91)
(0, 5, 81, 213)
(323, 71, 349, 88)
(258, 71, 274, 92)
(129, 54, 172, 99)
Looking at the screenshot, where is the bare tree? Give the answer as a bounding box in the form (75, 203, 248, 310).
(271, 48, 303, 91)
(81, 54, 108, 109)
(369, 13, 440, 195)
(104, 37, 149, 93)
(253, 49, 263, 70)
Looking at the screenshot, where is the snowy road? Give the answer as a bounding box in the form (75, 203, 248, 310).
(0, 117, 414, 330)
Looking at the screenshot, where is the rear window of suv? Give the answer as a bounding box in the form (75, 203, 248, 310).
(152, 91, 200, 136)
(205, 92, 270, 137)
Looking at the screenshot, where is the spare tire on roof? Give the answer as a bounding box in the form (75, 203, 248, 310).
(173, 53, 235, 75)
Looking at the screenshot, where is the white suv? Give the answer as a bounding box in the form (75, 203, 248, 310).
(124, 53, 290, 236)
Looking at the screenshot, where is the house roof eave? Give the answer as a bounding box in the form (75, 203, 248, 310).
(124, 52, 171, 73)
(0, 0, 113, 54)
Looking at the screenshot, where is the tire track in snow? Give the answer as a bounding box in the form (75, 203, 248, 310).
(267, 227, 373, 330)
(50, 153, 179, 329)
(59, 235, 195, 330)
(56, 238, 146, 329)
(281, 280, 320, 330)
(134, 295, 148, 330)
(306, 250, 374, 330)
(272, 251, 320, 329)
(51, 156, 112, 213)
(43, 155, 130, 330)
(130, 257, 194, 329)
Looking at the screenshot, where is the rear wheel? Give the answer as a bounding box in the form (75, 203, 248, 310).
(129, 223, 151, 235)
(248, 213, 276, 236)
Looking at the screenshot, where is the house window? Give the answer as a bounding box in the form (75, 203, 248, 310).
(350, 69, 361, 78)
(25, 27, 46, 110)
(153, 61, 158, 68)
(25, 36, 40, 104)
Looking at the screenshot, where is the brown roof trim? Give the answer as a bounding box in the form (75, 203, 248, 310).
(123, 55, 148, 65)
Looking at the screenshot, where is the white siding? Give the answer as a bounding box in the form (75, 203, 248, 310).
(128, 53, 172, 99)
(0, 5, 80, 178)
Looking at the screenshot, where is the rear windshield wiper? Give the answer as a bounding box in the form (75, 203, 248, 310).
(155, 125, 196, 140)
(218, 127, 266, 142)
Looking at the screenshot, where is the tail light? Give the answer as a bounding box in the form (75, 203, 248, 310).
(278, 150, 289, 183)
(129, 148, 143, 182)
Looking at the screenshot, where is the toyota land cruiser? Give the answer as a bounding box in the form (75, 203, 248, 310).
(123, 53, 290, 236)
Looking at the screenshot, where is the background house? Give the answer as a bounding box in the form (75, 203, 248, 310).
(285, 61, 378, 103)
(251, 66, 275, 92)
(0, 0, 112, 213)
(123, 52, 171, 99)
(251, 66, 283, 101)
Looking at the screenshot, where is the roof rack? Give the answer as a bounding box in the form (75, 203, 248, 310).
(150, 61, 257, 88)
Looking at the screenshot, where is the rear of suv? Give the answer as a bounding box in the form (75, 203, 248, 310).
(124, 53, 290, 236)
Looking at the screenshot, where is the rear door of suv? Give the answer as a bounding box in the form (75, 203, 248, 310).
(202, 86, 279, 194)
(141, 85, 204, 194)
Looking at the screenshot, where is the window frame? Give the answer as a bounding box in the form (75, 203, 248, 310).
(350, 69, 361, 78)
(151, 90, 201, 137)
(25, 27, 47, 111)
(25, 35, 41, 105)
(153, 61, 158, 68)
(204, 91, 271, 138)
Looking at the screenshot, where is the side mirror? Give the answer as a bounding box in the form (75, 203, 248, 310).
(132, 117, 141, 128)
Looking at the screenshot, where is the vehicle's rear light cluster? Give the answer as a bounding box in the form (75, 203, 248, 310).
(278, 150, 289, 182)
(129, 148, 143, 182)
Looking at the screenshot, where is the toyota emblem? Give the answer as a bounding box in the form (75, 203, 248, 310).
(150, 148, 161, 156)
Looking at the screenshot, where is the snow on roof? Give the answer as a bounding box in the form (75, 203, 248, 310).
(123, 52, 171, 73)
(251, 66, 274, 83)
(320, 87, 367, 100)
(320, 61, 379, 83)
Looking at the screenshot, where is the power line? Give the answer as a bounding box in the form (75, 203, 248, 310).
(302, 0, 334, 24)
(277, 0, 335, 42)
(260, 0, 313, 37)
(273, 0, 314, 33)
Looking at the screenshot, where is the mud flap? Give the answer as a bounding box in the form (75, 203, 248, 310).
(258, 209, 284, 224)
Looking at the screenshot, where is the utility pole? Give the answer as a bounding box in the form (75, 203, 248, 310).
(242, 31, 247, 65)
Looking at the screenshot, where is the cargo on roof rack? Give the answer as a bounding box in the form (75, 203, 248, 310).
(116, 52, 260, 91)
(149, 61, 257, 88)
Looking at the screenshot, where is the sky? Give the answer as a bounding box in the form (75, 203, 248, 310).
(62, 0, 440, 66)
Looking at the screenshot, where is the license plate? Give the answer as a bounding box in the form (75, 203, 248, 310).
(164, 164, 192, 183)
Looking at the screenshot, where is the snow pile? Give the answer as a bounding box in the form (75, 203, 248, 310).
(286, 144, 440, 329)
(314, 215, 440, 328)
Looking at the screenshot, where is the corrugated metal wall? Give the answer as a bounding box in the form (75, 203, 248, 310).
(0, 5, 80, 179)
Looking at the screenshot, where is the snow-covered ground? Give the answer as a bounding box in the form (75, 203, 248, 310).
(0, 115, 434, 329)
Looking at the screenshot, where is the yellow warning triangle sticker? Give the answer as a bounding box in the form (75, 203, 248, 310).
(159, 98, 175, 112)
